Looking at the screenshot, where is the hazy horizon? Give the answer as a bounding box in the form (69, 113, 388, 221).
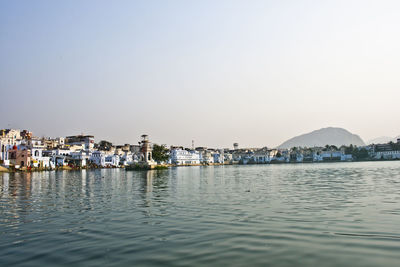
(1, 0, 400, 148)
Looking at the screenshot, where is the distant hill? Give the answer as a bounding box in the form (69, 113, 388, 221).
(278, 127, 365, 149)
(367, 135, 400, 144)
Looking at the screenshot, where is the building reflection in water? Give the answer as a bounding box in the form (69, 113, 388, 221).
(0, 173, 10, 195)
(136, 169, 173, 219)
(0, 172, 35, 228)
(146, 170, 154, 193)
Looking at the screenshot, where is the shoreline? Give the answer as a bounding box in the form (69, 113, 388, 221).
(1, 158, 399, 173)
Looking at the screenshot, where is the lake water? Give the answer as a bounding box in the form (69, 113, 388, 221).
(1, 162, 400, 266)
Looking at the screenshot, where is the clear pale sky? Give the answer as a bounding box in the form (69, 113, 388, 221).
(1, 0, 400, 148)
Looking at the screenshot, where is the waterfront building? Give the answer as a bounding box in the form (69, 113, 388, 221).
(213, 150, 225, 164)
(1, 140, 23, 164)
(200, 150, 214, 164)
(0, 138, 7, 161)
(373, 150, 400, 160)
(224, 152, 233, 163)
(320, 151, 343, 161)
(170, 149, 201, 165)
(90, 151, 106, 166)
(252, 148, 272, 163)
(0, 129, 24, 161)
(29, 139, 50, 168)
(8, 145, 31, 168)
(232, 149, 254, 163)
(65, 135, 94, 151)
(31, 151, 50, 168)
(70, 151, 90, 167)
(341, 153, 353, 161)
(374, 143, 392, 152)
(91, 151, 120, 167)
(49, 154, 66, 167)
(120, 152, 134, 166)
(289, 151, 304, 163)
(104, 155, 120, 167)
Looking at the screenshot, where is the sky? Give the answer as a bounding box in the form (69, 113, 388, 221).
(1, 0, 400, 148)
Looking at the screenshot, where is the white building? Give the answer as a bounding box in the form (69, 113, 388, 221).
(29, 139, 50, 168)
(52, 149, 72, 156)
(90, 151, 106, 167)
(213, 151, 225, 164)
(65, 135, 94, 152)
(374, 150, 400, 160)
(1, 140, 23, 163)
(201, 151, 214, 164)
(120, 152, 134, 166)
(0, 130, 23, 161)
(224, 153, 233, 163)
(170, 149, 200, 165)
(104, 155, 120, 167)
(313, 151, 352, 162)
(252, 151, 270, 163)
(70, 151, 91, 167)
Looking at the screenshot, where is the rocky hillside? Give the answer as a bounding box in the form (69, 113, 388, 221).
(278, 127, 365, 148)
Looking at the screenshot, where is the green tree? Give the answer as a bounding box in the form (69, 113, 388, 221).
(351, 147, 369, 160)
(152, 144, 169, 163)
(356, 148, 369, 159)
(97, 140, 113, 151)
(330, 145, 338, 151)
(345, 144, 354, 154)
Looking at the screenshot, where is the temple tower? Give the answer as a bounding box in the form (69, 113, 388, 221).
(140, 134, 155, 165)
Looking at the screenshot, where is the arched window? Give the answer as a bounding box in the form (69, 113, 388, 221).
(35, 150, 39, 157)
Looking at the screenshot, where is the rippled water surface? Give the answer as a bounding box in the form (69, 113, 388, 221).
(1, 162, 400, 266)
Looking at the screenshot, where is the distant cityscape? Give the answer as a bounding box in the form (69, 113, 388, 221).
(1, 128, 400, 171)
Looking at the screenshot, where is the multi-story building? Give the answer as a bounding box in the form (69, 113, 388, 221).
(8, 145, 31, 168)
(43, 137, 65, 150)
(213, 150, 225, 164)
(200, 150, 214, 164)
(0, 129, 21, 140)
(120, 152, 134, 166)
(28, 139, 50, 168)
(374, 150, 400, 160)
(65, 135, 94, 151)
(104, 155, 120, 167)
(70, 151, 90, 167)
(0, 129, 24, 161)
(170, 149, 200, 165)
(90, 151, 106, 166)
